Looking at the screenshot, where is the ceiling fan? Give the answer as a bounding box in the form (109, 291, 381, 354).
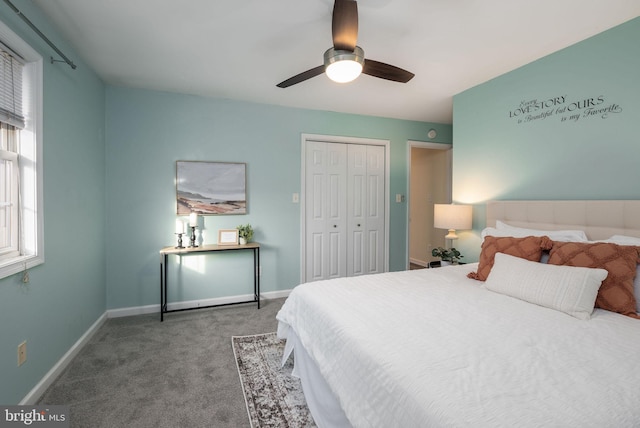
(276, 0, 415, 88)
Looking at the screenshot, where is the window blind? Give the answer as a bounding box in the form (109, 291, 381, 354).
(0, 46, 25, 129)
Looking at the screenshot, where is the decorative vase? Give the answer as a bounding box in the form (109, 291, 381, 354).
(239, 237, 247, 245)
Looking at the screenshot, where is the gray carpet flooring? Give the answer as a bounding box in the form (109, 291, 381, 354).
(38, 298, 286, 428)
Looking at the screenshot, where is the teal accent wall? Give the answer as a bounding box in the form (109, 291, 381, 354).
(0, 2, 106, 404)
(452, 17, 640, 261)
(105, 87, 451, 309)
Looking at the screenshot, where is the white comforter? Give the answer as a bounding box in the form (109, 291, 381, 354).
(276, 264, 640, 428)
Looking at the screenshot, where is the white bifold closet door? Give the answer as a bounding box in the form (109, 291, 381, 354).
(305, 141, 385, 282)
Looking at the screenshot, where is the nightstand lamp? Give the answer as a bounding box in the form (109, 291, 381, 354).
(434, 204, 472, 243)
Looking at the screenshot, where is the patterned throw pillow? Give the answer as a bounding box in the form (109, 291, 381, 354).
(547, 241, 640, 318)
(467, 235, 552, 281)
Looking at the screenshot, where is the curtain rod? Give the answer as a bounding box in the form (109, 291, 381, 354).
(2, 0, 76, 69)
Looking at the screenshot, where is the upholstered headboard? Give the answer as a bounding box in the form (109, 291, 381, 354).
(486, 200, 640, 240)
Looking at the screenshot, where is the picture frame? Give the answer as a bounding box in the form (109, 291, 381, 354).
(218, 229, 239, 245)
(176, 161, 247, 215)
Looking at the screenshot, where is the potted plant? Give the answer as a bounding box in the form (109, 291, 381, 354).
(237, 224, 253, 245)
(431, 247, 463, 265)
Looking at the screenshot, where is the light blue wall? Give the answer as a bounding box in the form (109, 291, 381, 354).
(0, 0, 451, 404)
(0, 2, 106, 404)
(452, 17, 640, 261)
(105, 87, 451, 309)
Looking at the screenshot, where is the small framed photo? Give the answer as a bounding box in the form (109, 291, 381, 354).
(218, 229, 239, 245)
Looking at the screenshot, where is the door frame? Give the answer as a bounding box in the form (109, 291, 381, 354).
(300, 133, 391, 284)
(406, 140, 453, 269)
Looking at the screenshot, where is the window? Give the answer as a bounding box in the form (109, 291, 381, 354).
(0, 124, 19, 260)
(0, 20, 43, 280)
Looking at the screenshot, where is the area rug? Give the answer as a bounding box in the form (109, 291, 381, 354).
(232, 332, 316, 427)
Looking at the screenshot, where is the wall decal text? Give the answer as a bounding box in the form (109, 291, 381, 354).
(508, 94, 622, 124)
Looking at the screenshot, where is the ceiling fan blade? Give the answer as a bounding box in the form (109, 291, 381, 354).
(363, 59, 415, 83)
(276, 65, 325, 88)
(332, 0, 358, 51)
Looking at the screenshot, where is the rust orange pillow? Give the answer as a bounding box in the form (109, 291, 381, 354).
(547, 241, 640, 318)
(468, 235, 552, 281)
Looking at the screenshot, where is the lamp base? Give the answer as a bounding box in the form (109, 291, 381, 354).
(444, 229, 459, 240)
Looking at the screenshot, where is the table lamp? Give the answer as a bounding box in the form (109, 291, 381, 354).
(434, 204, 472, 241)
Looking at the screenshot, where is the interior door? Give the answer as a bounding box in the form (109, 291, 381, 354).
(305, 141, 347, 281)
(347, 144, 385, 276)
(305, 140, 386, 282)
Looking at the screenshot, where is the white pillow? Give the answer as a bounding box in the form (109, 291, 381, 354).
(484, 253, 608, 320)
(493, 220, 589, 242)
(604, 235, 640, 246)
(602, 235, 640, 313)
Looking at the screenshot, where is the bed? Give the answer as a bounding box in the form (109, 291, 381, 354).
(276, 200, 640, 427)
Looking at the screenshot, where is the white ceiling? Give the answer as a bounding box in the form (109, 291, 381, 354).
(32, 0, 639, 124)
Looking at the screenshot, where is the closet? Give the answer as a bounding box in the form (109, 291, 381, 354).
(304, 139, 386, 282)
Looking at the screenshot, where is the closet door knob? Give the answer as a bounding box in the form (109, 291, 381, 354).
(333, 224, 337, 228)
(357, 224, 361, 227)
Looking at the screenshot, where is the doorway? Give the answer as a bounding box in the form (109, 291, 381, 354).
(408, 141, 452, 268)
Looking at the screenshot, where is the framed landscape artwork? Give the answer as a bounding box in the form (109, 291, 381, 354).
(176, 161, 247, 215)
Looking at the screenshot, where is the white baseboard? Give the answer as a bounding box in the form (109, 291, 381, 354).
(21, 289, 292, 404)
(106, 289, 292, 318)
(20, 312, 107, 405)
(260, 289, 291, 299)
(409, 257, 428, 267)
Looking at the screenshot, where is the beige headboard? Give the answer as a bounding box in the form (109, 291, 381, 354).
(486, 200, 640, 240)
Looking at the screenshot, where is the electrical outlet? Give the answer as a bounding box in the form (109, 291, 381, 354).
(259, 266, 262, 276)
(17, 341, 26, 366)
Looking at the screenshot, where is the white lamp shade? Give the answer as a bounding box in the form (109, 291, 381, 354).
(434, 204, 472, 233)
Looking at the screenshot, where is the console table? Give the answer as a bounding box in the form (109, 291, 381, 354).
(159, 242, 260, 321)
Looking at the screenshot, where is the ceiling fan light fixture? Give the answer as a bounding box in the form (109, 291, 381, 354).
(324, 46, 365, 83)
(276, 2, 414, 88)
